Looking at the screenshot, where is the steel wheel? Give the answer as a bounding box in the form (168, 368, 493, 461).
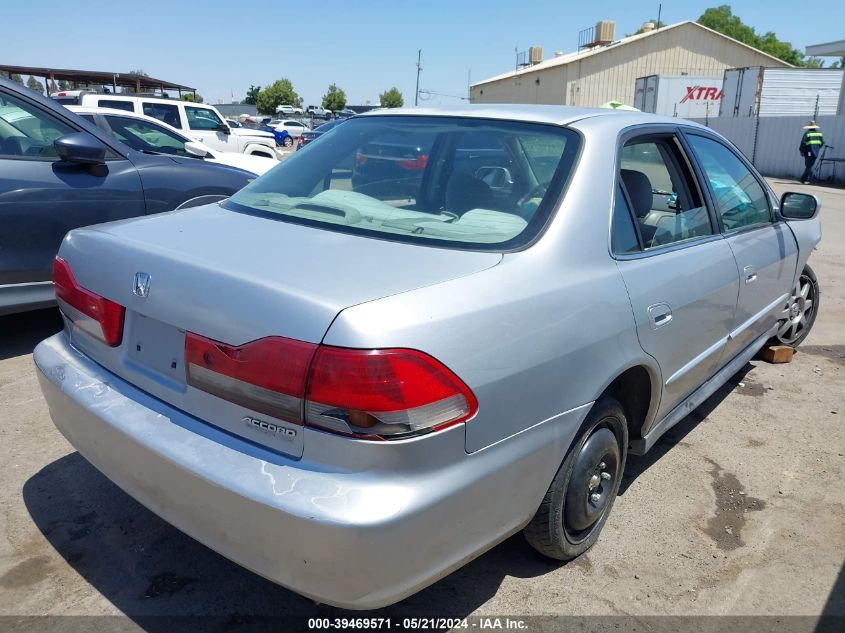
(774, 266, 818, 346)
(283, 136, 293, 148)
(563, 427, 620, 542)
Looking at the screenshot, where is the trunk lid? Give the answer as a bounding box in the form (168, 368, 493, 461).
(59, 204, 501, 458)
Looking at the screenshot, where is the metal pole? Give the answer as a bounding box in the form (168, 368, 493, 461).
(415, 49, 422, 107)
(113, 74, 117, 94)
(657, 3, 662, 28)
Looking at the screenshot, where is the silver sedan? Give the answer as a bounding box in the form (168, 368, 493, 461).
(35, 105, 821, 609)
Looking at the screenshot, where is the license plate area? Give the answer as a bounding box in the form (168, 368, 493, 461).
(125, 312, 186, 386)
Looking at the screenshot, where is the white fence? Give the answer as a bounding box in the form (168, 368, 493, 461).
(691, 114, 845, 181)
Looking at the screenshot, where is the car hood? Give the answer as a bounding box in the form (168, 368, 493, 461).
(208, 151, 277, 175)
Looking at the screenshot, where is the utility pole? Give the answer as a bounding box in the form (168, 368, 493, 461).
(415, 49, 422, 106)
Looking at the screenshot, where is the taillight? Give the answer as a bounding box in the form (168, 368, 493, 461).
(399, 154, 427, 171)
(305, 347, 477, 439)
(185, 333, 317, 423)
(184, 333, 477, 440)
(355, 151, 368, 166)
(53, 256, 124, 347)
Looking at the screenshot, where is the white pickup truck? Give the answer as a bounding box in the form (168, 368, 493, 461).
(61, 93, 281, 160)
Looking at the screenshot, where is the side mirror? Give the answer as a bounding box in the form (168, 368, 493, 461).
(54, 132, 107, 165)
(216, 123, 231, 135)
(780, 192, 819, 220)
(184, 141, 209, 158)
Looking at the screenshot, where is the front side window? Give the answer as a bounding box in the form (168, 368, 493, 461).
(0, 91, 74, 159)
(142, 102, 182, 129)
(224, 116, 580, 250)
(686, 134, 771, 231)
(103, 115, 190, 156)
(185, 106, 224, 131)
(619, 137, 712, 249)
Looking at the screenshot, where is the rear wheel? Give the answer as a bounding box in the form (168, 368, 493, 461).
(524, 397, 627, 560)
(772, 264, 819, 347)
(283, 136, 293, 148)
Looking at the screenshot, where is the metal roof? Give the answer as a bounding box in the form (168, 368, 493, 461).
(472, 21, 791, 88)
(806, 40, 845, 57)
(0, 64, 195, 92)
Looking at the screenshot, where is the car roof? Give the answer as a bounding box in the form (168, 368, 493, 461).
(66, 105, 194, 141)
(359, 104, 709, 130)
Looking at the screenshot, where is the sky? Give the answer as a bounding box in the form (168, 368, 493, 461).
(3, 0, 844, 107)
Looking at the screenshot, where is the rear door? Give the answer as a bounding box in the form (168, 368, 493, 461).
(613, 129, 740, 421)
(0, 87, 144, 292)
(683, 132, 798, 360)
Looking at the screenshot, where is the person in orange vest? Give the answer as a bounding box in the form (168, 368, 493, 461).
(799, 120, 824, 184)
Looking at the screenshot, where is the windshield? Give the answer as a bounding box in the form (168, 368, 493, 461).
(223, 115, 580, 250)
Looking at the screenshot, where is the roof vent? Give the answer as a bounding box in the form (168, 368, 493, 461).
(529, 46, 543, 65)
(595, 21, 616, 43)
(554, 51, 564, 57)
(641, 21, 655, 32)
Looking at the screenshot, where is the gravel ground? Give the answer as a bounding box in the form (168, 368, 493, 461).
(0, 180, 842, 629)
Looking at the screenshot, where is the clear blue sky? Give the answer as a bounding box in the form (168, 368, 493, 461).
(3, 0, 843, 106)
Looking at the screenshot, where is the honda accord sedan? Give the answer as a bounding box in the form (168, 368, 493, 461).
(35, 105, 821, 609)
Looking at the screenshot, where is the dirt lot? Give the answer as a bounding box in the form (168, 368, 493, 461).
(0, 180, 843, 629)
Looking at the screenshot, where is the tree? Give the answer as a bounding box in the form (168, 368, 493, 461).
(26, 76, 44, 94)
(322, 83, 347, 111)
(1, 72, 24, 85)
(379, 87, 404, 108)
(698, 6, 809, 66)
(183, 93, 204, 103)
(831, 57, 845, 69)
(128, 69, 149, 77)
(255, 79, 300, 115)
(58, 79, 70, 91)
(243, 84, 261, 105)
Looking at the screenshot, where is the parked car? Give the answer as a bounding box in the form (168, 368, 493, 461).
(68, 106, 277, 174)
(336, 108, 356, 119)
(272, 118, 310, 138)
(296, 117, 345, 150)
(62, 94, 280, 160)
(306, 105, 332, 119)
(0, 77, 256, 315)
(35, 105, 820, 609)
(240, 119, 293, 148)
(275, 104, 304, 115)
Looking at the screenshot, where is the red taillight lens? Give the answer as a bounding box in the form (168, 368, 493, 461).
(399, 154, 428, 171)
(305, 347, 477, 439)
(183, 332, 478, 441)
(185, 333, 317, 423)
(355, 151, 368, 166)
(52, 256, 124, 347)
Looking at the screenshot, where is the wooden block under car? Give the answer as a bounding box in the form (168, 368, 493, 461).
(756, 345, 794, 363)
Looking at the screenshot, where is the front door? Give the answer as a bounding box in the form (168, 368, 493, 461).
(183, 104, 233, 153)
(613, 132, 740, 421)
(684, 133, 798, 360)
(0, 88, 145, 293)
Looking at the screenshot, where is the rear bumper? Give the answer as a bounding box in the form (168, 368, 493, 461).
(34, 333, 587, 609)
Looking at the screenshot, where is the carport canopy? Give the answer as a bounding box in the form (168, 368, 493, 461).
(805, 40, 845, 115)
(0, 65, 195, 96)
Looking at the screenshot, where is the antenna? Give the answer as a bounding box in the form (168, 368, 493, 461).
(415, 49, 422, 107)
(657, 3, 662, 28)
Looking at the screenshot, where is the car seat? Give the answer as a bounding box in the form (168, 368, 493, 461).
(620, 169, 656, 246)
(445, 173, 494, 215)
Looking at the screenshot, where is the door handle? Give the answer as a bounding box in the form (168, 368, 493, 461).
(744, 265, 757, 284)
(647, 303, 673, 329)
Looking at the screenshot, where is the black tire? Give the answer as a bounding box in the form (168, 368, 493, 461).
(771, 263, 819, 348)
(283, 136, 293, 148)
(524, 396, 628, 561)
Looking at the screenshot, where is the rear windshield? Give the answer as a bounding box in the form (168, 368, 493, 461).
(223, 115, 580, 250)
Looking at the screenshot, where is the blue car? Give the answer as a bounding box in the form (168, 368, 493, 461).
(242, 121, 293, 148)
(0, 76, 256, 315)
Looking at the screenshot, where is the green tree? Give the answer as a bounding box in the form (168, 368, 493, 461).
(26, 76, 44, 94)
(379, 87, 404, 108)
(698, 5, 809, 66)
(243, 84, 261, 105)
(58, 79, 70, 91)
(831, 57, 845, 69)
(322, 83, 347, 111)
(255, 79, 300, 115)
(128, 69, 149, 76)
(1, 72, 24, 84)
(183, 93, 204, 103)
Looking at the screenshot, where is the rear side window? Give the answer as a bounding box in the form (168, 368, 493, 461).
(685, 135, 771, 231)
(142, 102, 182, 129)
(224, 116, 581, 251)
(619, 137, 712, 249)
(97, 99, 134, 112)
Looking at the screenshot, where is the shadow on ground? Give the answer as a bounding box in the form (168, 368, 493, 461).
(21, 363, 757, 628)
(0, 309, 62, 361)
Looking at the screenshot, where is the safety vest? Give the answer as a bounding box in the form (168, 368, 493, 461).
(804, 131, 824, 146)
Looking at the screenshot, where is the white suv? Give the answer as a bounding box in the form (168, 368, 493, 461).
(275, 104, 304, 115)
(70, 94, 280, 160)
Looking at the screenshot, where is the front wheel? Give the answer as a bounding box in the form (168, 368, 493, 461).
(524, 396, 627, 560)
(282, 136, 293, 148)
(772, 264, 819, 347)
